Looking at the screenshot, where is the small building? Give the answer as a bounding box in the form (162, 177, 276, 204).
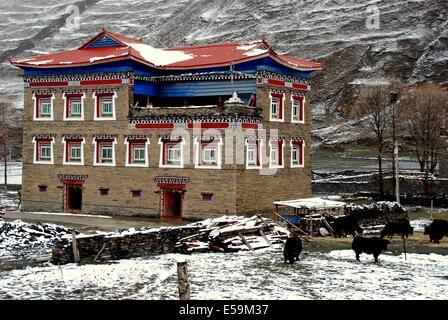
(10, 29, 323, 220)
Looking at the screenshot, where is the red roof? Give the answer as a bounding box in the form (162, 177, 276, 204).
(10, 29, 323, 71)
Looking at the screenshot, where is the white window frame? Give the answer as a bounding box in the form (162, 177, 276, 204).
(33, 137, 55, 164)
(93, 138, 117, 166)
(32, 93, 55, 121)
(291, 95, 305, 124)
(194, 138, 223, 169)
(125, 138, 150, 167)
(290, 140, 305, 168)
(245, 139, 262, 169)
(159, 138, 185, 168)
(269, 140, 284, 169)
(269, 91, 284, 122)
(93, 92, 117, 121)
(62, 137, 85, 166)
(63, 93, 85, 121)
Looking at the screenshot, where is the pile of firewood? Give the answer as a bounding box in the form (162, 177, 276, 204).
(175, 215, 290, 254)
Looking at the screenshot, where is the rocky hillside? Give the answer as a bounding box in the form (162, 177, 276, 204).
(1, 0, 447, 146)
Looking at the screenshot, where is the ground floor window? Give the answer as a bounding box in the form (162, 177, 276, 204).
(291, 140, 304, 167)
(33, 137, 54, 164)
(269, 139, 284, 168)
(94, 137, 116, 166)
(195, 137, 222, 169)
(63, 137, 84, 165)
(125, 137, 150, 167)
(246, 139, 261, 169)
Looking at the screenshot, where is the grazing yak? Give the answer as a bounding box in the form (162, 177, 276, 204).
(352, 237, 390, 262)
(380, 218, 414, 239)
(424, 219, 448, 244)
(283, 236, 302, 264)
(331, 215, 363, 238)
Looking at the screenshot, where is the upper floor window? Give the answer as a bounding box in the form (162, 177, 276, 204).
(159, 137, 184, 168)
(33, 93, 54, 121)
(93, 137, 116, 166)
(194, 137, 222, 169)
(291, 95, 305, 123)
(33, 137, 54, 164)
(125, 137, 150, 167)
(269, 91, 284, 122)
(64, 93, 85, 121)
(93, 92, 116, 121)
(246, 139, 262, 169)
(63, 137, 85, 165)
(269, 139, 284, 168)
(291, 140, 305, 168)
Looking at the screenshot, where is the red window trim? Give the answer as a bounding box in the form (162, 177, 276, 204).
(128, 141, 146, 164)
(270, 92, 284, 119)
(35, 138, 52, 161)
(35, 95, 52, 118)
(65, 139, 83, 162)
(96, 93, 114, 118)
(270, 140, 283, 166)
(291, 140, 304, 165)
(198, 138, 219, 166)
(247, 139, 261, 167)
(292, 95, 304, 122)
(95, 139, 114, 163)
(65, 94, 83, 118)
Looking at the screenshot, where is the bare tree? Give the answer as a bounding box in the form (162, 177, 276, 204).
(397, 84, 448, 193)
(0, 102, 21, 192)
(355, 81, 396, 199)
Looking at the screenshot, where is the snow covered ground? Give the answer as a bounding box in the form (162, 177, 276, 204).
(0, 249, 446, 300)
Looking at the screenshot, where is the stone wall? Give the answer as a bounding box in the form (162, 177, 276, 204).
(51, 226, 201, 265)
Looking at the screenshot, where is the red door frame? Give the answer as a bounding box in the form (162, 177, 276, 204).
(158, 183, 186, 219)
(64, 180, 83, 213)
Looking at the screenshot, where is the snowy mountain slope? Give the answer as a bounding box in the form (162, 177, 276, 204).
(0, 0, 446, 145)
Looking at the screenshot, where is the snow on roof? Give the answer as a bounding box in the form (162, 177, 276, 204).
(273, 197, 346, 210)
(10, 29, 323, 71)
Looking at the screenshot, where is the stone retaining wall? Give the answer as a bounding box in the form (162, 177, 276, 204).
(51, 226, 201, 265)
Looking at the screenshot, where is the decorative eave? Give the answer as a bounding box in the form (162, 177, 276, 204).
(154, 177, 190, 185)
(130, 113, 262, 125)
(32, 134, 56, 139)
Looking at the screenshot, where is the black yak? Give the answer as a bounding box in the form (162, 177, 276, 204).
(283, 236, 302, 264)
(424, 219, 448, 244)
(332, 215, 363, 238)
(352, 236, 390, 262)
(380, 218, 414, 239)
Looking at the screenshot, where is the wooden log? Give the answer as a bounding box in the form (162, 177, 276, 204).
(238, 232, 254, 251)
(177, 260, 191, 300)
(322, 219, 334, 235)
(259, 230, 273, 248)
(72, 229, 80, 264)
(93, 243, 107, 262)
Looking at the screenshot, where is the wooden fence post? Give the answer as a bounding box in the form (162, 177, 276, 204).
(177, 260, 191, 300)
(72, 229, 80, 264)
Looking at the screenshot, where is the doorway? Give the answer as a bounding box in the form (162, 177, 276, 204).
(66, 185, 82, 211)
(163, 190, 183, 217)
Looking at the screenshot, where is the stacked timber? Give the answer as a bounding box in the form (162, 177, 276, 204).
(175, 215, 290, 254)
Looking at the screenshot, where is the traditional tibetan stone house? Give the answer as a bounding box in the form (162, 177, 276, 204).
(10, 29, 323, 220)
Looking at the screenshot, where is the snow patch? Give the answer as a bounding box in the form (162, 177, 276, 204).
(28, 59, 53, 66)
(124, 41, 194, 67)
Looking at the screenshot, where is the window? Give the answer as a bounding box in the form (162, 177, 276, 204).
(132, 190, 142, 198)
(64, 93, 84, 120)
(125, 138, 149, 167)
(246, 139, 261, 169)
(292, 96, 305, 123)
(167, 145, 181, 165)
(94, 92, 116, 120)
(33, 94, 54, 121)
(195, 138, 222, 169)
(38, 185, 47, 192)
(291, 140, 304, 167)
(63, 138, 84, 165)
(270, 92, 284, 122)
(160, 138, 184, 168)
(100, 145, 113, 163)
(33, 138, 54, 164)
(269, 140, 284, 168)
(94, 138, 116, 166)
(202, 193, 214, 201)
(99, 188, 109, 196)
